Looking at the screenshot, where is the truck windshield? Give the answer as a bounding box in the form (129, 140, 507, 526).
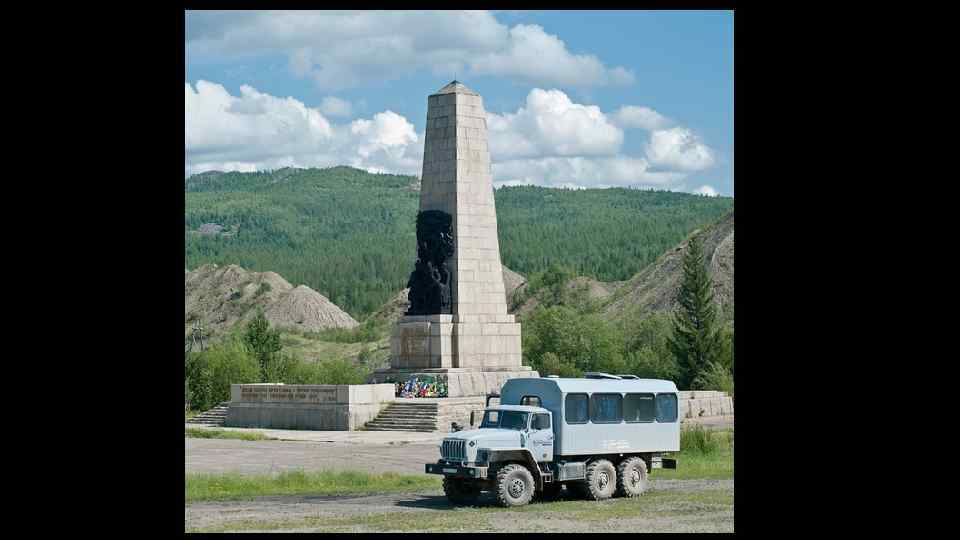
(480, 410, 528, 431)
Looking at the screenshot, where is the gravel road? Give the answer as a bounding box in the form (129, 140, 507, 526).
(185, 479, 734, 533)
(186, 438, 442, 476)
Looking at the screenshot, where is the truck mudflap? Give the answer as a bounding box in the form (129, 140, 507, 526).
(650, 456, 678, 469)
(425, 462, 489, 479)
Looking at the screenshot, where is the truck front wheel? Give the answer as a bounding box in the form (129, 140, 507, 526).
(616, 457, 648, 497)
(442, 477, 477, 506)
(495, 464, 535, 507)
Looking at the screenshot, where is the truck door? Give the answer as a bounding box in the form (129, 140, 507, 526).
(529, 412, 554, 462)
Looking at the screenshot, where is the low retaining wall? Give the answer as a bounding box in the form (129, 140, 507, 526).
(679, 391, 734, 419)
(437, 397, 488, 430)
(226, 383, 394, 431)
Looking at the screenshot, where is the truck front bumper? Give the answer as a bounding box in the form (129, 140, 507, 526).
(425, 462, 489, 479)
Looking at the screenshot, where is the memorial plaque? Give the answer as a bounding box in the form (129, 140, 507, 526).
(400, 326, 429, 357)
(237, 385, 340, 404)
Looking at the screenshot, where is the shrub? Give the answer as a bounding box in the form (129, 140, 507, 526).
(692, 361, 734, 396)
(625, 346, 680, 381)
(523, 305, 625, 376)
(680, 425, 721, 455)
(538, 352, 582, 377)
(255, 282, 272, 296)
(185, 337, 259, 411)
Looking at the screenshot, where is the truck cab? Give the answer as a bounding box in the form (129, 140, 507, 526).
(426, 374, 680, 507)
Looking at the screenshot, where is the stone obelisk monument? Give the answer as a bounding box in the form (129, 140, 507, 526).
(370, 81, 537, 397)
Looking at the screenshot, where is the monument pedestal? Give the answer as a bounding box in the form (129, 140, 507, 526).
(388, 314, 523, 370)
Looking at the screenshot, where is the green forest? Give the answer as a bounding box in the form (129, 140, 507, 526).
(185, 166, 733, 320)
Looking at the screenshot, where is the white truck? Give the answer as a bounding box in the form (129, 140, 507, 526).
(425, 374, 679, 507)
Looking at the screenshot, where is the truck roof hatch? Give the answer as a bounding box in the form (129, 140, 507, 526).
(584, 372, 622, 380)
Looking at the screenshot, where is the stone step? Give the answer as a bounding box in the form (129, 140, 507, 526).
(366, 419, 438, 427)
(384, 404, 438, 409)
(187, 404, 231, 426)
(365, 421, 437, 427)
(376, 413, 438, 418)
(365, 425, 437, 431)
(364, 427, 436, 432)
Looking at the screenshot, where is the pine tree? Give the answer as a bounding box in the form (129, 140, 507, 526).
(668, 235, 723, 389)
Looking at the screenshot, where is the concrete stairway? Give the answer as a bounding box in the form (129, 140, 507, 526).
(187, 402, 230, 426)
(364, 401, 439, 432)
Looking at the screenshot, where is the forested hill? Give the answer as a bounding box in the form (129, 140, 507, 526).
(185, 166, 733, 319)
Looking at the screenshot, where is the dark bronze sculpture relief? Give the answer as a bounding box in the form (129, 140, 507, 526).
(406, 210, 455, 315)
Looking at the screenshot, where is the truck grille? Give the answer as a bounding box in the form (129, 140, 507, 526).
(441, 439, 466, 461)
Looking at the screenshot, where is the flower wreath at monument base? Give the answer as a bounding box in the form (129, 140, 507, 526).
(393, 375, 448, 398)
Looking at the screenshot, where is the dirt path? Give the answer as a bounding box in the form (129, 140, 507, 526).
(185, 479, 734, 533)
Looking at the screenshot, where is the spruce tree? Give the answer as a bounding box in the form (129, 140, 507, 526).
(668, 235, 723, 389)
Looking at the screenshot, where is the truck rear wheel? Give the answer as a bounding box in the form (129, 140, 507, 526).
(579, 459, 617, 500)
(442, 477, 477, 506)
(495, 464, 535, 507)
(616, 457, 648, 497)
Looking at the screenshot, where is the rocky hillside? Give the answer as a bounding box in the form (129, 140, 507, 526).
(185, 264, 358, 337)
(603, 212, 734, 322)
(509, 275, 624, 317)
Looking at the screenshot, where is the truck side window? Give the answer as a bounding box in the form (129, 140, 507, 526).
(532, 413, 551, 430)
(624, 393, 655, 423)
(565, 393, 588, 424)
(521, 395, 542, 407)
(590, 393, 623, 423)
(655, 393, 678, 423)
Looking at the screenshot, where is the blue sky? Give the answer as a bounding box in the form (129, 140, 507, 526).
(186, 10, 733, 196)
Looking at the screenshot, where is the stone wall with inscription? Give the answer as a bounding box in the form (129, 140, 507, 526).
(225, 383, 395, 431)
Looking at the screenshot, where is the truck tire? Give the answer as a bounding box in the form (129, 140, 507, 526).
(442, 477, 476, 506)
(580, 459, 617, 500)
(495, 464, 535, 507)
(616, 457, 648, 497)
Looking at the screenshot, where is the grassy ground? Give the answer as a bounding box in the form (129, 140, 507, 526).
(658, 426, 734, 480)
(279, 332, 373, 362)
(186, 470, 440, 503)
(185, 428, 277, 442)
(187, 488, 733, 532)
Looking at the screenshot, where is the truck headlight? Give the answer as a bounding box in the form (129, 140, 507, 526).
(476, 449, 489, 464)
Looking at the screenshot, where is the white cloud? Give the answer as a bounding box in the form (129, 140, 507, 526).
(186, 11, 633, 90)
(693, 185, 718, 197)
(470, 24, 635, 87)
(487, 88, 623, 160)
(646, 127, 716, 171)
(493, 157, 686, 189)
(185, 80, 422, 176)
(319, 96, 353, 117)
(186, 80, 718, 196)
(614, 106, 671, 131)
